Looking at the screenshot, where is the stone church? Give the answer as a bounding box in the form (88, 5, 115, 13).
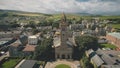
(53, 13, 74, 59)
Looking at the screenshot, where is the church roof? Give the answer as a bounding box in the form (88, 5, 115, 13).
(23, 44, 36, 52)
(53, 37, 74, 48)
(53, 37, 61, 48)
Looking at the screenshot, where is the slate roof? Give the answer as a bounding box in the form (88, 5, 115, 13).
(101, 65, 120, 68)
(19, 35, 28, 45)
(96, 50, 117, 65)
(11, 43, 21, 47)
(108, 32, 120, 39)
(91, 54, 104, 67)
(53, 37, 74, 48)
(19, 60, 36, 68)
(53, 37, 61, 47)
(86, 49, 104, 67)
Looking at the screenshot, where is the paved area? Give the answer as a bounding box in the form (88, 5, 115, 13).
(45, 60, 80, 68)
(15, 59, 25, 68)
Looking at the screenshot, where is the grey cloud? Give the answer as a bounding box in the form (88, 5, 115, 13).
(0, 0, 119, 14)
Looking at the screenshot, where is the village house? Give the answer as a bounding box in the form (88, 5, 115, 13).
(86, 49, 120, 68)
(28, 35, 38, 45)
(106, 32, 120, 48)
(9, 35, 28, 57)
(22, 44, 36, 56)
(0, 31, 21, 39)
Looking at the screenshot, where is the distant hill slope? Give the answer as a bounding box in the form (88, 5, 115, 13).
(0, 9, 120, 20)
(0, 9, 52, 16)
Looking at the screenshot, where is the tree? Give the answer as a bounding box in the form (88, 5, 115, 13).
(29, 21, 36, 28)
(32, 29, 39, 35)
(75, 35, 98, 51)
(33, 37, 53, 60)
(52, 22, 59, 28)
(11, 23, 20, 28)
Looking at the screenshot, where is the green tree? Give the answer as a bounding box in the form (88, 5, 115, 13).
(11, 23, 20, 28)
(32, 29, 39, 35)
(75, 35, 98, 51)
(52, 22, 59, 28)
(81, 54, 94, 68)
(33, 37, 53, 60)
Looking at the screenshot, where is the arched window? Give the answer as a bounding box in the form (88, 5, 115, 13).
(62, 54, 65, 59)
(57, 54, 60, 58)
(67, 54, 70, 59)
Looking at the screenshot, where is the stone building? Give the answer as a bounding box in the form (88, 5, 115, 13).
(9, 43, 23, 57)
(86, 49, 120, 68)
(28, 35, 38, 45)
(9, 35, 28, 57)
(22, 44, 36, 56)
(54, 13, 74, 59)
(106, 32, 120, 48)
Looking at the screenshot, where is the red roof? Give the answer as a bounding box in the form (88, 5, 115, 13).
(23, 44, 36, 52)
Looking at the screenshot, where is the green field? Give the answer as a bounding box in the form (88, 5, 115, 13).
(1, 58, 21, 68)
(99, 16, 120, 20)
(55, 64, 71, 68)
(99, 43, 117, 49)
(110, 24, 120, 29)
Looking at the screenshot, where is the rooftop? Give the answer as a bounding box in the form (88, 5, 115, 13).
(0, 31, 21, 34)
(96, 49, 120, 65)
(28, 35, 37, 38)
(11, 43, 21, 47)
(0, 41, 8, 45)
(91, 54, 104, 67)
(108, 32, 120, 39)
(53, 37, 61, 48)
(86, 49, 104, 67)
(0, 38, 12, 41)
(101, 65, 120, 68)
(23, 44, 36, 52)
(53, 37, 74, 48)
(19, 60, 36, 68)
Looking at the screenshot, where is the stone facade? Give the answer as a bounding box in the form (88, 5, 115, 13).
(28, 35, 38, 45)
(106, 32, 120, 48)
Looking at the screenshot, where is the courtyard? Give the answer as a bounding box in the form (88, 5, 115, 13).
(55, 64, 71, 68)
(45, 60, 80, 68)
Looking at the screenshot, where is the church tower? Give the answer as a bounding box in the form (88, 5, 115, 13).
(54, 13, 73, 59)
(60, 13, 68, 46)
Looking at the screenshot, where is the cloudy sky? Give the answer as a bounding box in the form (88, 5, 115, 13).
(0, 0, 120, 14)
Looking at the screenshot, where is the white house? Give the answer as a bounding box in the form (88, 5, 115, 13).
(28, 36, 38, 45)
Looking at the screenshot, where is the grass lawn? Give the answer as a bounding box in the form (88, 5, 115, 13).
(99, 43, 117, 49)
(55, 64, 71, 68)
(1, 58, 21, 68)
